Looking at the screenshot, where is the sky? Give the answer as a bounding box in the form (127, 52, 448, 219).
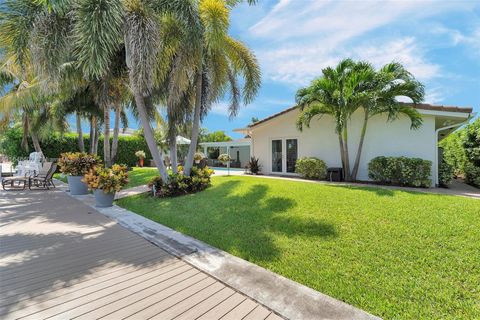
(206, 0, 480, 138)
(84, 0, 480, 138)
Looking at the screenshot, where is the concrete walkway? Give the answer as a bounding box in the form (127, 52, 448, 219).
(0, 188, 283, 320)
(246, 175, 480, 199)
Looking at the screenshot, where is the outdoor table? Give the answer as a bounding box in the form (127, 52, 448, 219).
(1, 176, 30, 190)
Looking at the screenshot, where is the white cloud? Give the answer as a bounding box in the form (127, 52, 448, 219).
(249, 0, 475, 86)
(209, 102, 230, 116)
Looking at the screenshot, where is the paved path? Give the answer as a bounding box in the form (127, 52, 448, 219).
(0, 188, 282, 320)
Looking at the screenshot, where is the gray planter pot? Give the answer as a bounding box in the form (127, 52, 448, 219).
(94, 189, 115, 207)
(67, 175, 88, 195)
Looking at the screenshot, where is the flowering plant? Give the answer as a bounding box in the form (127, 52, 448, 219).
(83, 164, 129, 193)
(194, 152, 205, 161)
(218, 154, 231, 163)
(58, 152, 100, 176)
(135, 150, 146, 159)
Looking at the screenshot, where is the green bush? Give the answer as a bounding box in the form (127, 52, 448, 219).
(148, 166, 214, 197)
(0, 127, 151, 166)
(463, 118, 480, 167)
(438, 162, 454, 187)
(439, 130, 467, 176)
(295, 157, 327, 180)
(464, 163, 480, 188)
(368, 156, 432, 187)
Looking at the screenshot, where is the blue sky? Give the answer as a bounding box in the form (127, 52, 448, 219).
(84, 1, 480, 138)
(206, 0, 480, 138)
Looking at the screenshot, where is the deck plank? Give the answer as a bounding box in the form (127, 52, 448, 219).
(0, 189, 277, 320)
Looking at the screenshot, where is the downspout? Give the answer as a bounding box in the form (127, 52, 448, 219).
(434, 115, 474, 186)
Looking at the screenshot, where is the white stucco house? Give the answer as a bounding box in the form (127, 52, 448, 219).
(237, 103, 474, 186)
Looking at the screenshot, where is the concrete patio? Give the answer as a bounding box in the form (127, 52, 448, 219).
(0, 188, 282, 320)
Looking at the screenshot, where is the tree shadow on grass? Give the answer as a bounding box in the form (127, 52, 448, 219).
(141, 179, 337, 263)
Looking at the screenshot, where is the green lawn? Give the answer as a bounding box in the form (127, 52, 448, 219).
(53, 173, 67, 183)
(117, 175, 480, 319)
(125, 167, 158, 188)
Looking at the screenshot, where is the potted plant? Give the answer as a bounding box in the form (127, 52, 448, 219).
(83, 164, 129, 207)
(218, 153, 231, 175)
(194, 152, 205, 164)
(58, 152, 100, 195)
(135, 150, 146, 167)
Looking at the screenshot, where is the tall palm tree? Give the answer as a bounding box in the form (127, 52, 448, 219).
(296, 59, 365, 181)
(350, 62, 424, 179)
(183, 0, 261, 175)
(297, 59, 424, 181)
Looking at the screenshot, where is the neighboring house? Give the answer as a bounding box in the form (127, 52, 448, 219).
(237, 103, 474, 186)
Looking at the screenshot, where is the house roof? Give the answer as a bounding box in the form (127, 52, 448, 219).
(248, 103, 473, 128)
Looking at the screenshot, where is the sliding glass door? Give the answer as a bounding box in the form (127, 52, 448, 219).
(271, 139, 283, 172)
(271, 138, 298, 174)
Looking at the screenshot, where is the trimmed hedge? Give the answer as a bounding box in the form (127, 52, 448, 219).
(295, 157, 327, 180)
(368, 156, 432, 187)
(0, 127, 151, 166)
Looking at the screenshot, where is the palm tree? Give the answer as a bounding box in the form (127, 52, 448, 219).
(350, 62, 424, 179)
(297, 59, 424, 181)
(296, 59, 365, 181)
(183, 0, 261, 175)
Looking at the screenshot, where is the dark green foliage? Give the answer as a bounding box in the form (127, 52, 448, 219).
(295, 157, 327, 180)
(438, 162, 454, 187)
(439, 130, 467, 176)
(368, 156, 431, 187)
(247, 156, 261, 174)
(0, 127, 152, 166)
(464, 163, 480, 188)
(463, 118, 480, 166)
(148, 166, 213, 197)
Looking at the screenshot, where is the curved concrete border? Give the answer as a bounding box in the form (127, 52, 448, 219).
(61, 184, 381, 320)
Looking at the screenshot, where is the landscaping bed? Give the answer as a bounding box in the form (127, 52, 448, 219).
(116, 175, 480, 319)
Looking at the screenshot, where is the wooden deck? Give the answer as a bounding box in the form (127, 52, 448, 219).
(0, 189, 282, 320)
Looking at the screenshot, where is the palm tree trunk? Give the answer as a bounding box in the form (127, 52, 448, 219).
(169, 136, 178, 174)
(89, 116, 95, 154)
(132, 90, 169, 182)
(111, 104, 121, 163)
(93, 116, 100, 155)
(184, 73, 203, 176)
(30, 131, 43, 154)
(103, 106, 111, 167)
(342, 126, 352, 181)
(351, 111, 369, 180)
(76, 112, 85, 152)
(338, 134, 346, 180)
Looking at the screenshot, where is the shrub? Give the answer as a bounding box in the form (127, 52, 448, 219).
(148, 166, 214, 197)
(247, 156, 261, 174)
(58, 152, 101, 176)
(295, 157, 327, 180)
(194, 152, 205, 161)
(463, 118, 480, 167)
(135, 150, 146, 159)
(464, 163, 480, 188)
(0, 127, 152, 166)
(368, 156, 431, 187)
(83, 164, 129, 193)
(438, 162, 454, 187)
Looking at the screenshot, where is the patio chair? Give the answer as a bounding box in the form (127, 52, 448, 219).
(29, 162, 57, 190)
(2, 175, 29, 190)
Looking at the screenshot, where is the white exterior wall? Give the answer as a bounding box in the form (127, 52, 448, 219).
(251, 108, 437, 183)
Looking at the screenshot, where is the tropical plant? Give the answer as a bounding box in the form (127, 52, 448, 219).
(247, 156, 261, 174)
(148, 166, 214, 197)
(218, 153, 231, 163)
(83, 164, 129, 193)
(58, 152, 101, 176)
(295, 157, 327, 180)
(199, 129, 232, 142)
(194, 152, 205, 161)
(438, 162, 454, 187)
(296, 59, 424, 181)
(135, 150, 146, 159)
(368, 156, 431, 187)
